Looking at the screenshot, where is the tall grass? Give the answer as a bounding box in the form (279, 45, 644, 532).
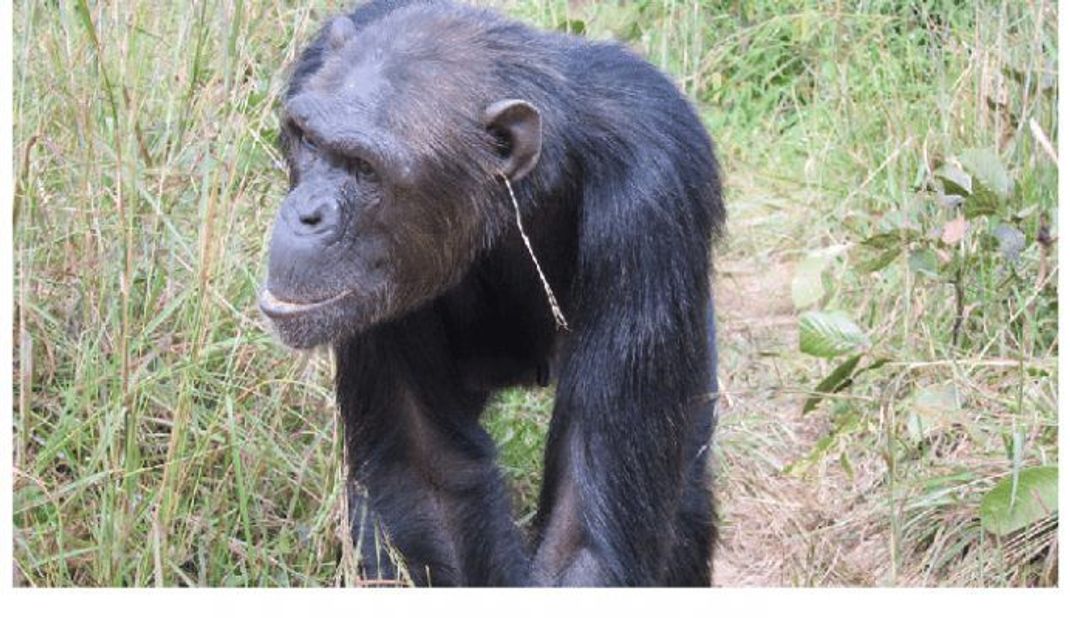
(13, 0, 1057, 586)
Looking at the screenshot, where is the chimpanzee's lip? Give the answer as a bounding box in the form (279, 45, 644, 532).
(259, 287, 353, 319)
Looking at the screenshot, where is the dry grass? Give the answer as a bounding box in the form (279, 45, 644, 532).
(711, 166, 1057, 586)
(13, 0, 1058, 587)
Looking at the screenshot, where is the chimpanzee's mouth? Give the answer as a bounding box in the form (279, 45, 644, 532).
(258, 287, 354, 320)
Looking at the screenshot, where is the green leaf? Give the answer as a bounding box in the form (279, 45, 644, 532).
(980, 466, 1058, 536)
(853, 246, 901, 274)
(861, 230, 919, 250)
(964, 190, 1002, 219)
(957, 148, 1011, 219)
(861, 357, 892, 372)
(908, 248, 940, 278)
(799, 311, 869, 358)
(935, 161, 972, 197)
(839, 451, 855, 481)
(960, 148, 1013, 198)
(802, 354, 862, 414)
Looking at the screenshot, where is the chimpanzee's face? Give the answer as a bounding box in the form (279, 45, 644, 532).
(261, 55, 461, 348)
(259, 116, 390, 348)
(259, 16, 542, 349)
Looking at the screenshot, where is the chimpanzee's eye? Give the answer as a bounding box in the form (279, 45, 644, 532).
(349, 156, 377, 180)
(301, 133, 318, 152)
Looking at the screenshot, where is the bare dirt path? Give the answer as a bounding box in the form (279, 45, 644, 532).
(710, 197, 891, 587)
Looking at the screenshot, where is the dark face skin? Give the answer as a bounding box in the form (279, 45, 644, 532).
(260, 17, 542, 349)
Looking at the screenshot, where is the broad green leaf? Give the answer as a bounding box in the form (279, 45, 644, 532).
(908, 248, 940, 278)
(980, 466, 1058, 536)
(802, 354, 862, 414)
(799, 311, 869, 358)
(964, 190, 1002, 219)
(935, 161, 972, 197)
(960, 148, 1013, 198)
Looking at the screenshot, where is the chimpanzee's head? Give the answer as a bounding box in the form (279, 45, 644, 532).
(259, 11, 543, 348)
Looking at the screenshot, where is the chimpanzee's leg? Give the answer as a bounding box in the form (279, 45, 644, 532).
(662, 399, 716, 586)
(335, 314, 528, 587)
(532, 292, 717, 586)
(664, 302, 719, 585)
(347, 484, 398, 582)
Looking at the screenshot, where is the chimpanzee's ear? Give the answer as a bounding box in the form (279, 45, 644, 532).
(483, 99, 542, 182)
(326, 16, 357, 50)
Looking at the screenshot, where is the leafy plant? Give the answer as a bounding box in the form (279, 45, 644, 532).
(799, 311, 869, 358)
(980, 467, 1058, 536)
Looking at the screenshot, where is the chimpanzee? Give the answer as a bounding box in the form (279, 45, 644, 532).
(259, 0, 724, 586)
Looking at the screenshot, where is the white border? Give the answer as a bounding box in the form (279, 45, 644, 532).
(1, 1, 1066, 614)
(3, 0, 18, 594)
(1055, 0, 1068, 593)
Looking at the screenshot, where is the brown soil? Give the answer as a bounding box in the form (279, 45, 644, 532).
(711, 253, 891, 586)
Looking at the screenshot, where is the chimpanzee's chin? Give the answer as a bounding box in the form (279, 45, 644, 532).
(282, 331, 326, 351)
(263, 299, 377, 350)
(259, 286, 365, 348)
(270, 317, 335, 350)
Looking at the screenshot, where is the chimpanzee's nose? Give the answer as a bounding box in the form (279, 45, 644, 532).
(285, 193, 341, 238)
(299, 206, 324, 227)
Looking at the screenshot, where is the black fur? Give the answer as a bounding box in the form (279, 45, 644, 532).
(269, 0, 724, 586)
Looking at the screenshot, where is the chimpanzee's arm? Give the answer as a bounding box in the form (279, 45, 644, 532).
(335, 309, 529, 586)
(531, 150, 719, 586)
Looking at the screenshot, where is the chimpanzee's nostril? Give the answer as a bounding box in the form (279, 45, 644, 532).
(292, 199, 336, 233)
(299, 211, 323, 227)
